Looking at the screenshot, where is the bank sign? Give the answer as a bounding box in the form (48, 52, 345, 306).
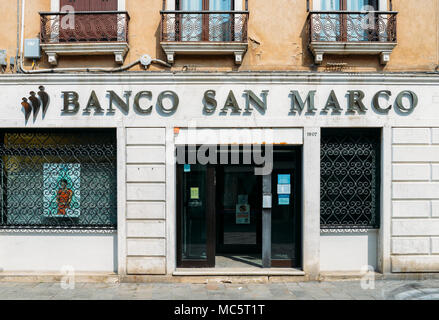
(20, 87, 418, 122)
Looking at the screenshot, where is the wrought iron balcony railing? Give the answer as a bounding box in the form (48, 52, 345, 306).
(40, 11, 130, 44)
(160, 11, 249, 42)
(308, 11, 397, 43)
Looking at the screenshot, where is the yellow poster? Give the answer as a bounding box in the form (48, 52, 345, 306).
(190, 187, 199, 199)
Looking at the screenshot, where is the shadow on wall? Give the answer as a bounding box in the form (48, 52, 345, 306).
(300, 13, 315, 69)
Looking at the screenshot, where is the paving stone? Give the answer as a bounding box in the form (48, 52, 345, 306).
(0, 280, 438, 300)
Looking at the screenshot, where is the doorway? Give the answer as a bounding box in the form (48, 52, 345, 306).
(176, 145, 302, 269)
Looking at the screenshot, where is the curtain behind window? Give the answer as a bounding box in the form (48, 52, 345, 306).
(319, 0, 341, 41)
(181, 0, 203, 41)
(346, 1, 379, 41)
(320, 0, 377, 10)
(209, 0, 232, 41)
(321, 0, 340, 10)
(319, 0, 379, 41)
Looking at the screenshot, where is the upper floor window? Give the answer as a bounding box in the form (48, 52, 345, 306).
(317, 0, 380, 42)
(176, 0, 235, 41)
(40, 0, 130, 65)
(320, 0, 378, 11)
(308, 0, 397, 64)
(160, 0, 249, 64)
(58, 0, 119, 42)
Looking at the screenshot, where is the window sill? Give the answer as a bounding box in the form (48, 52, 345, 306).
(41, 42, 130, 66)
(160, 41, 248, 65)
(309, 41, 397, 65)
(320, 228, 379, 234)
(0, 228, 117, 234)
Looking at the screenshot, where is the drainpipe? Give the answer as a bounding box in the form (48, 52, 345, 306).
(16, 0, 20, 73)
(18, 0, 170, 74)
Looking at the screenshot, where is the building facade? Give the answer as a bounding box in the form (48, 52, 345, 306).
(0, 0, 439, 281)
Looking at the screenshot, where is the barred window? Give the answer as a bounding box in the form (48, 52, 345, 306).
(320, 128, 381, 230)
(0, 129, 117, 230)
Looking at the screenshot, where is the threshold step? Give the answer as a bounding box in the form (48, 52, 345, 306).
(173, 268, 305, 276)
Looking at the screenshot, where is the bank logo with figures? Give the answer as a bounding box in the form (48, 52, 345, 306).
(20, 86, 50, 122)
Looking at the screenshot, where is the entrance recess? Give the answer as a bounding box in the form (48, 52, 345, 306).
(177, 145, 301, 268)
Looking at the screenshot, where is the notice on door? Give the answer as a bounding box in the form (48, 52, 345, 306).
(236, 204, 250, 224)
(277, 174, 292, 206)
(190, 187, 199, 199)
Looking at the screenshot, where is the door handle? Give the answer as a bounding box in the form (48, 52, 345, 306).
(262, 193, 272, 209)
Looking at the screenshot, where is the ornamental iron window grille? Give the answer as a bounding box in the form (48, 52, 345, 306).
(0, 129, 117, 230)
(40, 11, 130, 44)
(320, 128, 381, 229)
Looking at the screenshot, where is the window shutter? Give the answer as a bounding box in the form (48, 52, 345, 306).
(60, 0, 90, 11)
(89, 0, 118, 11)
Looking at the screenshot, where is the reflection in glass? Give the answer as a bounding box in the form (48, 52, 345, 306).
(182, 164, 207, 260)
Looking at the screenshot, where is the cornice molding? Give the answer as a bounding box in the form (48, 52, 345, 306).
(1, 71, 439, 85)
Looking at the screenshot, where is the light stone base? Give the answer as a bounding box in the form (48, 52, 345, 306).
(160, 42, 248, 65)
(309, 42, 397, 65)
(41, 42, 130, 65)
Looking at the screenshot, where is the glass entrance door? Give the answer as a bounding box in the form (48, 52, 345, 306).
(177, 145, 302, 269)
(177, 162, 215, 267)
(216, 165, 262, 255)
(271, 147, 301, 267)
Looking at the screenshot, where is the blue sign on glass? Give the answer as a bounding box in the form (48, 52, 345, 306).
(278, 174, 291, 185)
(184, 164, 191, 172)
(278, 194, 290, 205)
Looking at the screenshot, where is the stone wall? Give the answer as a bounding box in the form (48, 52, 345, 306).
(391, 127, 439, 272)
(125, 128, 167, 275)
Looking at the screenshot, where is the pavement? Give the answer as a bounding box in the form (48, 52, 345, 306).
(0, 279, 439, 300)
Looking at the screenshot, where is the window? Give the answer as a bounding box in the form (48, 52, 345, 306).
(59, 0, 119, 42)
(320, 129, 381, 230)
(0, 129, 117, 230)
(160, 0, 248, 64)
(177, 0, 235, 41)
(40, 0, 129, 65)
(309, 0, 396, 64)
(318, 0, 379, 41)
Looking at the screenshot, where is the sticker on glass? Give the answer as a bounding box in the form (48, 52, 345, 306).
(190, 187, 199, 199)
(278, 194, 290, 205)
(278, 174, 291, 185)
(277, 184, 291, 195)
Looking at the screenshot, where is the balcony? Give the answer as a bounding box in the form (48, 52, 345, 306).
(40, 11, 130, 65)
(160, 11, 249, 64)
(308, 11, 397, 65)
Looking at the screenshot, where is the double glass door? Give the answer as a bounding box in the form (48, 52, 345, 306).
(177, 146, 301, 268)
